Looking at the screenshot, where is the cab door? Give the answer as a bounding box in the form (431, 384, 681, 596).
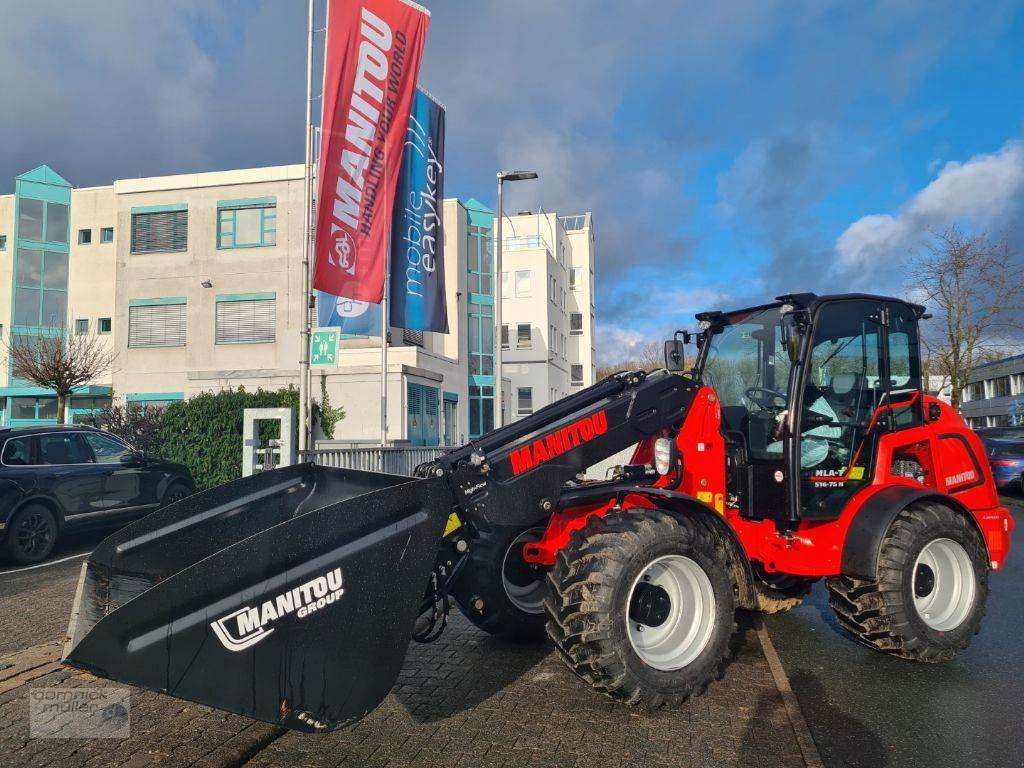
(791, 300, 887, 519)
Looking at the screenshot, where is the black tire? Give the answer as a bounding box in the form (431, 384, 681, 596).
(162, 481, 192, 507)
(545, 508, 735, 708)
(2, 504, 58, 565)
(827, 502, 988, 662)
(451, 523, 548, 642)
(750, 565, 815, 614)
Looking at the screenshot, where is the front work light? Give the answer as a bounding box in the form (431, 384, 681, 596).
(653, 437, 678, 475)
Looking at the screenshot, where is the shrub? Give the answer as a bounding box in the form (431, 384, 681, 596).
(159, 386, 307, 490)
(84, 403, 166, 456)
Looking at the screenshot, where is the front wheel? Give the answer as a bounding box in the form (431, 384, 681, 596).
(451, 524, 549, 642)
(162, 482, 192, 507)
(827, 502, 988, 662)
(545, 508, 735, 708)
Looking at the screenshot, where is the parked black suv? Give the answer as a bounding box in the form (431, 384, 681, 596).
(0, 426, 194, 564)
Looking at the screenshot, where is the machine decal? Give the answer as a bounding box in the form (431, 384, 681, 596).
(509, 410, 609, 475)
(210, 568, 345, 652)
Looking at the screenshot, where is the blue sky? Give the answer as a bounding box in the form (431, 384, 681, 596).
(2, 1, 1022, 363)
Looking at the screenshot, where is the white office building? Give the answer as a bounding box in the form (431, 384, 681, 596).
(499, 211, 596, 421)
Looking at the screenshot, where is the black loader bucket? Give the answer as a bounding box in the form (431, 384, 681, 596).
(63, 463, 452, 732)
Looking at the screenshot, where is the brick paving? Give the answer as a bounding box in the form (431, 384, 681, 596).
(0, 549, 807, 768)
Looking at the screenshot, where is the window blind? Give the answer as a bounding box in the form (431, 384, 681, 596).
(129, 303, 186, 347)
(216, 298, 276, 344)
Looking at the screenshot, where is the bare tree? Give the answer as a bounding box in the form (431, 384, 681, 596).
(5, 331, 116, 424)
(908, 227, 1023, 409)
(597, 341, 672, 380)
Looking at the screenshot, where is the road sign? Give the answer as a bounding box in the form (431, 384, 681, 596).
(310, 328, 340, 368)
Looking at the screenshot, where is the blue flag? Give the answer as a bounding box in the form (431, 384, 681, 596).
(389, 88, 448, 333)
(316, 291, 380, 337)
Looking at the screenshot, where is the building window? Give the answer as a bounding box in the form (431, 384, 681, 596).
(991, 376, 1011, 398)
(501, 324, 510, 350)
(570, 312, 583, 335)
(403, 328, 424, 346)
(550, 324, 557, 354)
(570, 267, 583, 290)
(131, 209, 188, 253)
(517, 387, 533, 415)
(75, 319, 89, 335)
(19, 199, 69, 244)
(100, 227, 114, 243)
(501, 271, 509, 295)
(467, 303, 494, 375)
(128, 299, 186, 347)
(572, 364, 584, 386)
(9, 396, 58, 423)
(215, 295, 276, 344)
(98, 317, 112, 334)
(217, 201, 277, 249)
(467, 224, 493, 295)
(968, 381, 986, 401)
(78, 229, 92, 245)
(514, 270, 531, 297)
(469, 384, 494, 438)
(517, 323, 531, 348)
(14, 248, 68, 327)
(126, 394, 183, 413)
(0, 235, 6, 250)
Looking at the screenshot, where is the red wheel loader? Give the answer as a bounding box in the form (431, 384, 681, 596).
(63, 293, 1013, 731)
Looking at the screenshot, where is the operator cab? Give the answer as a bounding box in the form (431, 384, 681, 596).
(684, 293, 925, 523)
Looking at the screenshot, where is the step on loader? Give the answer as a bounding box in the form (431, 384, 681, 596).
(64, 293, 1014, 732)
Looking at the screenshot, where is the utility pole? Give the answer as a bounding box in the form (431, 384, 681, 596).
(494, 170, 538, 429)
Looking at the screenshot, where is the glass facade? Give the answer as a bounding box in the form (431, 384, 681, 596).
(2, 166, 110, 425)
(465, 200, 495, 437)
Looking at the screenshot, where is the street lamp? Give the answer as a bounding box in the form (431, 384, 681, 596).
(495, 170, 538, 429)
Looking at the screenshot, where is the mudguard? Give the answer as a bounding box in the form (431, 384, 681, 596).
(63, 463, 453, 732)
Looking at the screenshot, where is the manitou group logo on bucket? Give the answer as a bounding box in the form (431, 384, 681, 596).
(210, 568, 345, 652)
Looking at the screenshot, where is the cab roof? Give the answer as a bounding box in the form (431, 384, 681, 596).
(695, 292, 927, 323)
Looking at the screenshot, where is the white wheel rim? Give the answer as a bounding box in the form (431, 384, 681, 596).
(912, 537, 976, 631)
(626, 555, 716, 671)
(501, 527, 547, 614)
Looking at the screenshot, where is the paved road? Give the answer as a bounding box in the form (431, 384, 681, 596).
(766, 495, 1024, 768)
(0, 550, 806, 768)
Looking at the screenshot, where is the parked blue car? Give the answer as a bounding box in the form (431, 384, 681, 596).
(983, 437, 1024, 494)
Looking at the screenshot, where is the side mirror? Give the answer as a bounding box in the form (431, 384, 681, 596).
(664, 339, 685, 371)
(780, 312, 802, 364)
(120, 450, 145, 467)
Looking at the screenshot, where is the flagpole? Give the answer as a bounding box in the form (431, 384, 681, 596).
(298, 0, 315, 455)
(380, 248, 389, 447)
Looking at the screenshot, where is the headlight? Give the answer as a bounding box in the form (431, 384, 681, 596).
(654, 437, 676, 475)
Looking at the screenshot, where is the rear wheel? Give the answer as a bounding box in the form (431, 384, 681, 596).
(545, 508, 735, 708)
(827, 502, 988, 662)
(3, 504, 58, 565)
(452, 524, 548, 642)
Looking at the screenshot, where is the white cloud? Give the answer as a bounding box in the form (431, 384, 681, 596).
(836, 140, 1024, 272)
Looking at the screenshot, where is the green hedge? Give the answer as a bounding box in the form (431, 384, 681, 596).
(159, 387, 307, 490)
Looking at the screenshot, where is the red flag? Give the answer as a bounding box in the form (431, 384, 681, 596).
(313, 0, 430, 302)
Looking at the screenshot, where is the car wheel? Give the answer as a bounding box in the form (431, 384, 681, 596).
(162, 482, 192, 507)
(3, 504, 58, 565)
